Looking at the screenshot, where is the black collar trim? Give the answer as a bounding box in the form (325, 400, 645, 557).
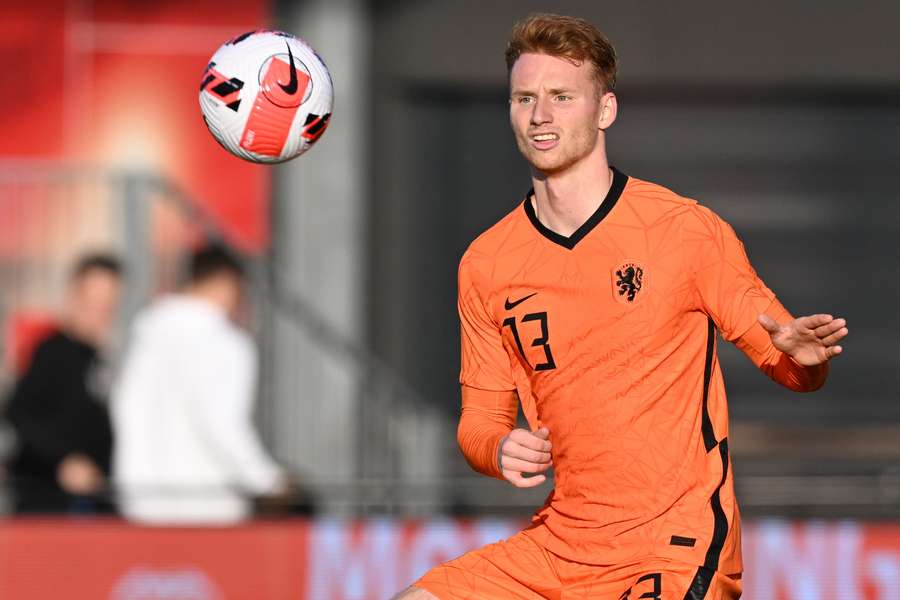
(523, 167, 628, 250)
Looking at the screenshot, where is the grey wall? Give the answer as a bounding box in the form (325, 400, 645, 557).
(269, 0, 370, 501)
(373, 0, 900, 86)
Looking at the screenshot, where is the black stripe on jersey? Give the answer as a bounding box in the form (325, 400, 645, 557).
(704, 438, 730, 569)
(523, 166, 628, 250)
(687, 324, 730, 600)
(683, 438, 731, 600)
(700, 317, 717, 452)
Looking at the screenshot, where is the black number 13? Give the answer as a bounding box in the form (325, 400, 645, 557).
(619, 573, 663, 600)
(502, 311, 556, 371)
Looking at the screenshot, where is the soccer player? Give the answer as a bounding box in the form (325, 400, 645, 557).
(395, 13, 848, 600)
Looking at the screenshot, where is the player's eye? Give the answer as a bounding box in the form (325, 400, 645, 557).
(555, 95, 572, 102)
(516, 96, 534, 104)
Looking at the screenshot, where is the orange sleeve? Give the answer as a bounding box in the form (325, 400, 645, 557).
(687, 205, 777, 341)
(456, 385, 518, 479)
(458, 252, 516, 391)
(734, 297, 828, 392)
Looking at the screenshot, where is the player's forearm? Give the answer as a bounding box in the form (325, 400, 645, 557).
(456, 387, 518, 479)
(739, 335, 829, 391)
(766, 350, 828, 391)
(457, 416, 509, 479)
(735, 300, 828, 392)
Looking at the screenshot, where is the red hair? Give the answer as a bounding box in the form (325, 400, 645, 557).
(505, 13, 618, 93)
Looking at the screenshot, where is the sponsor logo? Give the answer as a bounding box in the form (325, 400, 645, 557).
(258, 50, 312, 109)
(110, 567, 223, 600)
(278, 42, 299, 95)
(504, 292, 537, 310)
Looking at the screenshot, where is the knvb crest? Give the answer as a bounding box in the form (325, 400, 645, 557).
(613, 261, 645, 304)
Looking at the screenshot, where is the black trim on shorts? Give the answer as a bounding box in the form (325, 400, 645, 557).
(700, 318, 717, 452)
(522, 167, 628, 250)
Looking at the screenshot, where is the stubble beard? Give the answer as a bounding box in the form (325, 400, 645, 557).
(515, 128, 598, 176)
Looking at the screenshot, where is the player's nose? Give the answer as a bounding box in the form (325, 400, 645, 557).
(530, 96, 553, 125)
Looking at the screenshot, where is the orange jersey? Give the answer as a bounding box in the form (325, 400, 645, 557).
(457, 168, 824, 573)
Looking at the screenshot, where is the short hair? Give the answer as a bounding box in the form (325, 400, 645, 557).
(188, 243, 244, 284)
(70, 252, 122, 281)
(505, 13, 618, 94)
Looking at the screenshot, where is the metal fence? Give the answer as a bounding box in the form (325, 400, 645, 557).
(0, 160, 458, 516)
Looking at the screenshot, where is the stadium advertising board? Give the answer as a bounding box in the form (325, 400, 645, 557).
(0, 518, 897, 599)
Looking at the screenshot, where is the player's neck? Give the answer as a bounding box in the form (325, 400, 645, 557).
(530, 155, 613, 238)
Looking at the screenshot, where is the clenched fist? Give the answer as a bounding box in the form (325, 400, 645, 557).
(498, 427, 553, 488)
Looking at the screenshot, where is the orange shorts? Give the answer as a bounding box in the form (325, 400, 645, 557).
(414, 529, 742, 599)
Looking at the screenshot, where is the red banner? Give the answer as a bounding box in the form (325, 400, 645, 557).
(0, 518, 898, 599)
(0, 1, 273, 253)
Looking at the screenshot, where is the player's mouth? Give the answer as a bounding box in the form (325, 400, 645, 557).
(530, 132, 559, 150)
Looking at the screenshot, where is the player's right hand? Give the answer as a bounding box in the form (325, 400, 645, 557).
(498, 427, 553, 488)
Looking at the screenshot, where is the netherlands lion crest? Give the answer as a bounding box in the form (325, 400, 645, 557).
(613, 261, 645, 304)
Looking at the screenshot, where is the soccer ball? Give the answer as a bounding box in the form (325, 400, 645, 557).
(199, 30, 333, 163)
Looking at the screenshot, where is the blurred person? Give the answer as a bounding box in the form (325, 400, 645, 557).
(112, 244, 289, 525)
(398, 13, 849, 600)
(5, 253, 122, 514)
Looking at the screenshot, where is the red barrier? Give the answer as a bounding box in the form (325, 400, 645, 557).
(1, 518, 898, 599)
(0, 518, 308, 599)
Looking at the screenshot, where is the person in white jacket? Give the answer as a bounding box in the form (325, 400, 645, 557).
(113, 245, 287, 525)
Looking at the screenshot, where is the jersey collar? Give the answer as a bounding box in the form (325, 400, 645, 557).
(523, 166, 628, 250)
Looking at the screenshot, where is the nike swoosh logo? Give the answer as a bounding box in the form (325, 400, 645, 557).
(278, 42, 299, 95)
(504, 292, 537, 310)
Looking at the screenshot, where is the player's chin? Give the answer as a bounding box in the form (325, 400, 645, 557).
(531, 159, 572, 176)
(524, 150, 575, 175)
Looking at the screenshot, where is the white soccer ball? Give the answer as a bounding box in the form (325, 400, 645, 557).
(199, 30, 333, 163)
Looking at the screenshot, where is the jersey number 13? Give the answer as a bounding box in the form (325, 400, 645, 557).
(502, 312, 557, 371)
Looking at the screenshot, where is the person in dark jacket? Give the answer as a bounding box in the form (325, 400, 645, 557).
(5, 253, 123, 513)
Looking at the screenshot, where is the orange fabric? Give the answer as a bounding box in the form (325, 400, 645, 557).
(415, 527, 743, 599)
(456, 386, 519, 480)
(734, 299, 828, 392)
(455, 170, 828, 573)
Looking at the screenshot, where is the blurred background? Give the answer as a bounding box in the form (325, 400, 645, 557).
(0, 0, 898, 598)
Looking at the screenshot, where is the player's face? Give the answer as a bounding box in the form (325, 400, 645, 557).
(509, 53, 614, 175)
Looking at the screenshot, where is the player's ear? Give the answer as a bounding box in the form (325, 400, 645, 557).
(598, 92, 617, 130)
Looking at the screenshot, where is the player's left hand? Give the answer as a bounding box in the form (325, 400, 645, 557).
(758, 313, 848, 366)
